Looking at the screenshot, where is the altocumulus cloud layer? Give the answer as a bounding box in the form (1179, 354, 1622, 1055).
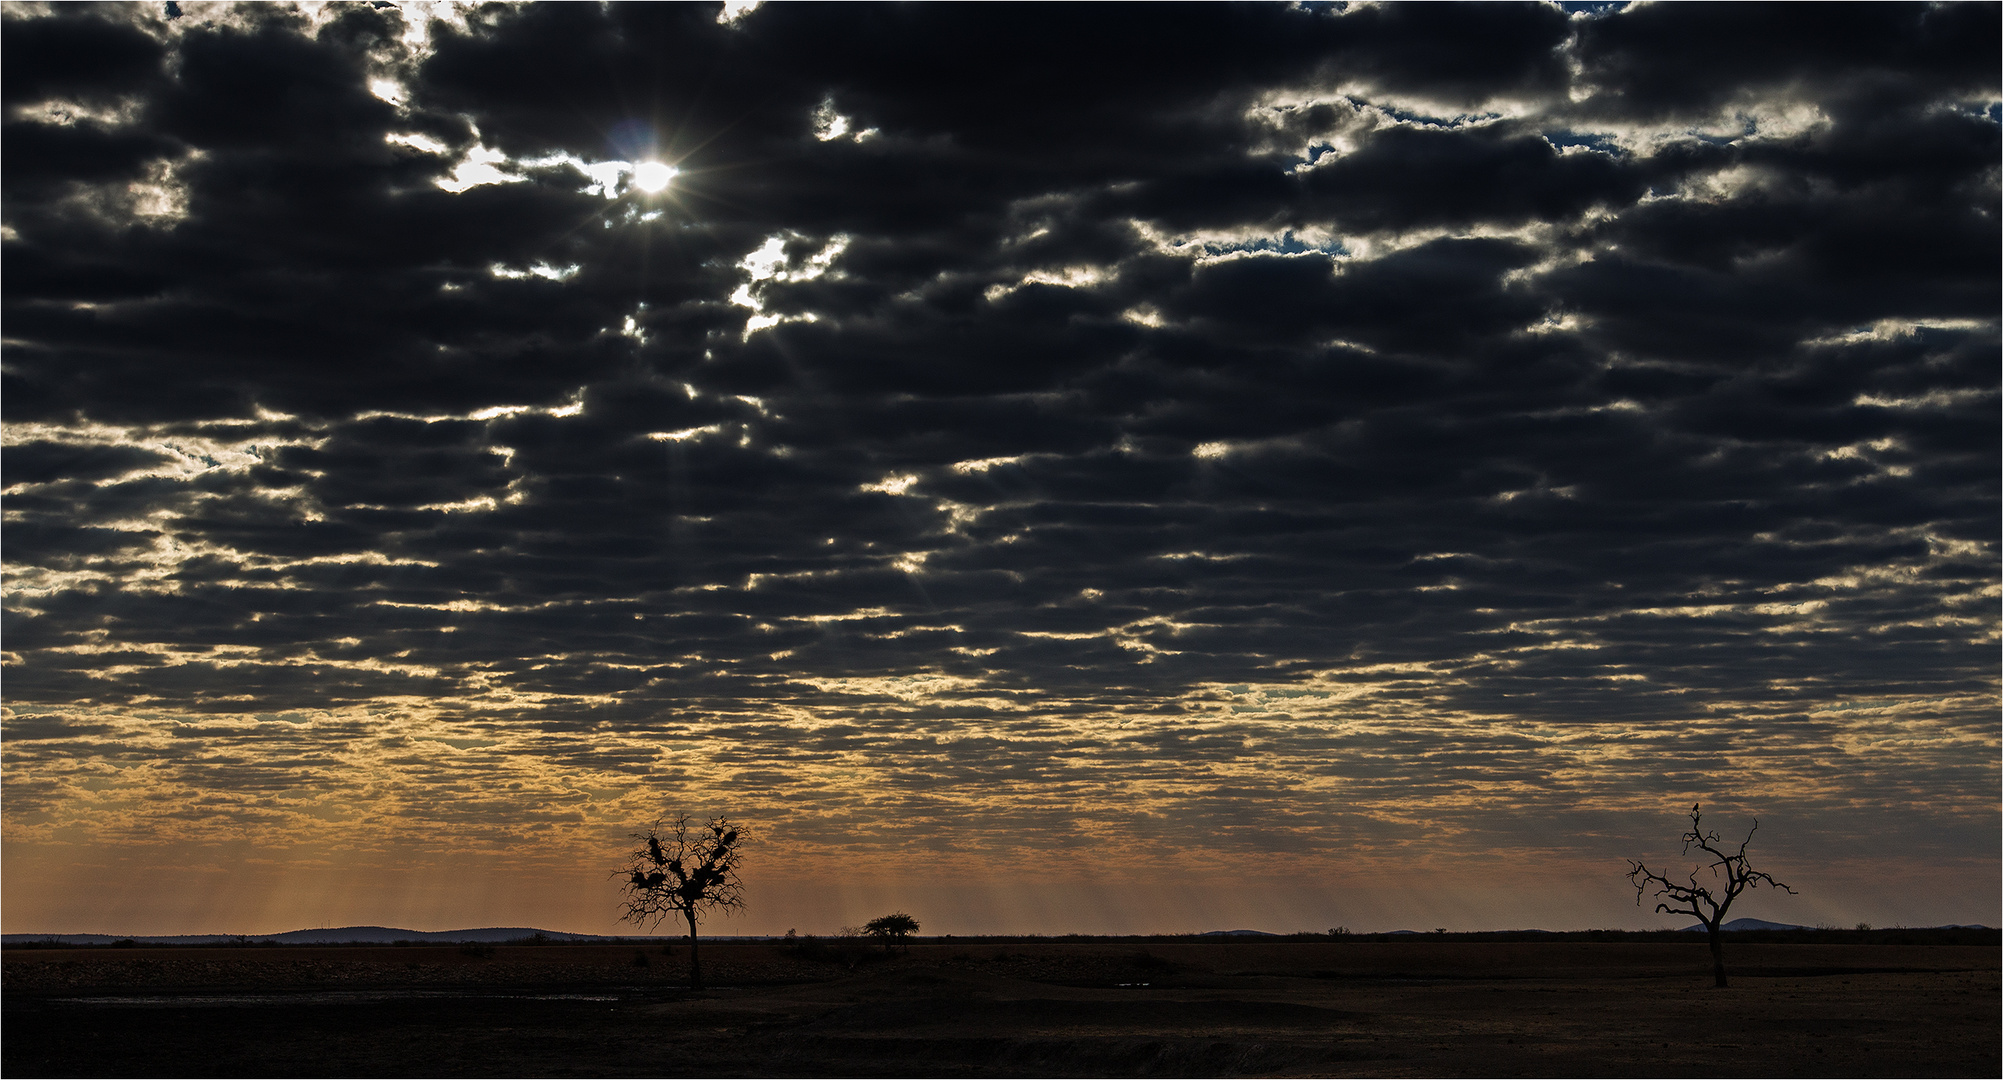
(3, 1, 1997, 934)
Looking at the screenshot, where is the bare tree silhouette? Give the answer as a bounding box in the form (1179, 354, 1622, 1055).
(616, 815, 746, 989)
(1628, 804, 1794, 987)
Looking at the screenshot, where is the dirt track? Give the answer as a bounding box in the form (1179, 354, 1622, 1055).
(5, 941, 1997, 1076)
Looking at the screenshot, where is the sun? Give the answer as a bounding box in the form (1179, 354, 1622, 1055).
(633, 161, 677, 193)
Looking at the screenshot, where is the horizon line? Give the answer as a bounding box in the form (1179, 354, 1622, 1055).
(9, 920, 1991, 942)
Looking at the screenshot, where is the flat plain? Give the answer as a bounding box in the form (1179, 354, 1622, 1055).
(4, 938, 1996, 1077)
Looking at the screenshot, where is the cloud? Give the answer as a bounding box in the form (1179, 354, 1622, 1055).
(2, 1, 1996, 933)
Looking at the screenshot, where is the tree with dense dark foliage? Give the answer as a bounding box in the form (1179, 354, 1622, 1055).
(863, 912, 920, 954)
(616, 816, 746, 989)
(1628, 804, 1794, 987)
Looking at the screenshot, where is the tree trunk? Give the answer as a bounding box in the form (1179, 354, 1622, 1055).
(685, 910, 703, 990)
(1707, 924, 1728, 987)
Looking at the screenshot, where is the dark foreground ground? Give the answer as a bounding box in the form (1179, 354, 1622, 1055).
(5, 940, 1997, 1077)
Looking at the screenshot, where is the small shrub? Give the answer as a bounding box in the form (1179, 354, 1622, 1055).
(832, 927, 877, 968)
(459, 943, 495, 959)
(632, 949, 651, 968)
(786, 928, 879, 968)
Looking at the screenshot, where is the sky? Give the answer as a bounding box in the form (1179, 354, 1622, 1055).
(2, 0, 1997, 938)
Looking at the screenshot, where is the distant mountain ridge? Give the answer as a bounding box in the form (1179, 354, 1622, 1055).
(1678, 918, 1809, 932)
(1, 926, 628, 946)
(6, 921, 1990, 946)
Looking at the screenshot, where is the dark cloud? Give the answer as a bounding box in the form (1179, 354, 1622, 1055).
(1, 8, 165, 108)
(1574, 3, 1998, 119)
(2, 1, 1996, 931)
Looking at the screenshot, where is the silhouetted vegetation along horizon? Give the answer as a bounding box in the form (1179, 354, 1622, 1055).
(774, 927, 1999, 946)
(864, 912, 921, 953)
(6, 927, 1994, 951)
(781, 928, 883, 968)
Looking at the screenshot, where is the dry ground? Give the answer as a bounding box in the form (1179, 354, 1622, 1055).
(4, 941, 1996, 1076)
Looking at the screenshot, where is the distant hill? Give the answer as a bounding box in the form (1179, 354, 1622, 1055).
(6, 922, 1990, 946)
(1, 926, 624, 946)
(266, 926, 606, 944)
(1681, 918, 1810, 932)
(1679, 918, 1808, 932)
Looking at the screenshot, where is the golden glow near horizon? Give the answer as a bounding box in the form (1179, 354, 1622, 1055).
(3, 644, 1995, 935)
(3, 376, 1998, 933)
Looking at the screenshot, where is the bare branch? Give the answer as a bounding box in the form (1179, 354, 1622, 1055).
(1627, 804, 1796, 988)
